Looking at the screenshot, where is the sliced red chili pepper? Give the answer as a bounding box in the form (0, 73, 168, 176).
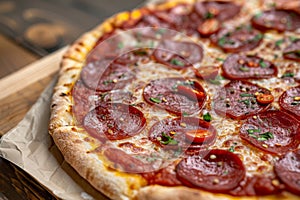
(184, 129, 215, 144)
(256, 94, 274, 104)
(194, 66, 219, 80)
(177, 85, 205, 101)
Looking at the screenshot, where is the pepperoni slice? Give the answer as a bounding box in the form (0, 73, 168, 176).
(104, 148, 154, 173)
(274, 150, 300, 195)
(210, 25, 263, 53)
(251, 10, 300, 32)
(143, 78, 206, 115)
(213, 80, 271, 120)
(222, 54, 278, 80)
(83, 103, 146, 141)
(81, 60, 135, 92)
(283, 39, 300, 61)
(240, 110, 300, 155)
(153, 40, 204, 70)
(176, 149, 245, 192)
(279, 86, 300, 120)
(194, 66, 219, 80)
(148, 117, 217, 151)
(194, 1, 241, 21)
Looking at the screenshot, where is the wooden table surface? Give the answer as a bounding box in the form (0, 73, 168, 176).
(0, 33, 60, 199)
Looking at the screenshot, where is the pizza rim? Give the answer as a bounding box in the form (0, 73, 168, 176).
(48, 0, 300, 199)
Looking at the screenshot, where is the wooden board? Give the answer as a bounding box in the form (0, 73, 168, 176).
(0, 47, 67, 135)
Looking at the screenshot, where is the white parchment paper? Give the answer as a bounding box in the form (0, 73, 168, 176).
(0, 77, 108, 200)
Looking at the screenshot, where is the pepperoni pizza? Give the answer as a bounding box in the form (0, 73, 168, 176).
(49, 0, 300, 199)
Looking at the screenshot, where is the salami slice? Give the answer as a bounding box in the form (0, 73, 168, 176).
(210, 25, 263, 53)
(279, 86, 300, 120)
(274, 150, 300, 195)
(81, 60, 135, 92)
(240, 110, 300, 155)
(222, 54, 278, 80)
(143, 78, 206, 115)
(83, 103, 146, 141)
(176, 149, 245, 192)
(153, 40, 204, 70)
(148, 117, 217, 151)
(283, 39, 300, 61)
(251, 10, 300, 32)
(194, 1, 241, 21)
(213, 80, 271, 119)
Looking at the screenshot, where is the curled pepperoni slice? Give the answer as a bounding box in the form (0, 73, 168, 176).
(283, 39, 300, 61)
(153, 40, 204, 70)
(222, 54, 278, 80)
(279, 86, 300, 120)
(83, 103, 146, 141)
(211, 25, 263, 53)
(143, 78, 206, 115)
(214, 80, 271, 120)
(104, 148, 154, 173)
(176, 149, 245, 192)
(240, 110, 300, 155)
(251, 10, 300, 32)
(148, 117, 217, 151)
(81, 60, 135, 92)
(274, 150, 300, 195)
(194, 1, 241, 21)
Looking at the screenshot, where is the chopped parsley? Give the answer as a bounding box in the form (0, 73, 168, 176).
(247, 129, 274, 141)
(254, 12, 263, 19)
(117, 42, 124, 49)
(216, 57, 225, 62)
(239, 66, 250, 72)
(102, 80, 113, 85)
(170, 58, 185, 67)
(240, 93, 254, 97)
(247, 129, 261, 134)
(150, 97, 161, 103)
(281, 72, 294, 78)
(204, 11, 215, 19)
(257, 132, 274, 141)
(160, 132, 179, 145)
(275, 39, 284, 47)
(289, 36, 298, 42)
(228, 146, 235, 152)
(203, 112, 212, 122)
(259, 60, 267, 68)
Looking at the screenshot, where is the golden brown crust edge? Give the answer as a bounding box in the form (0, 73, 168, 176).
(49, 1, 300, 200)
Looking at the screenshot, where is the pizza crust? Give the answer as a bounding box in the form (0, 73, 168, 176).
(49, 0, 300, 199)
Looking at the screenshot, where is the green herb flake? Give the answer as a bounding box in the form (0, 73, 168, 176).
(239, 66, 250, 72)
(275, 39, 284, 47)
(150, 97, 162, 104)
(102, 80, 113, 85)
(204, 11, 214, 19)
(289, 36, 298, 42)
(160, 132, 179, 145)
(228, 146, 235, 152)
(203, 112, 212, 122)
(253, 33, 263, 42)
(117, 42, 124, 49)
(254, 12, 263, 19)
(281, 72, 294, 78)
(258, 132, 274, 141)
(216, 57, 225, 62)
(170, 58, 185, 67)
(259, 60, 267, 68)
(247, 129, 261, 134)
(240, 93, 254, 97)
